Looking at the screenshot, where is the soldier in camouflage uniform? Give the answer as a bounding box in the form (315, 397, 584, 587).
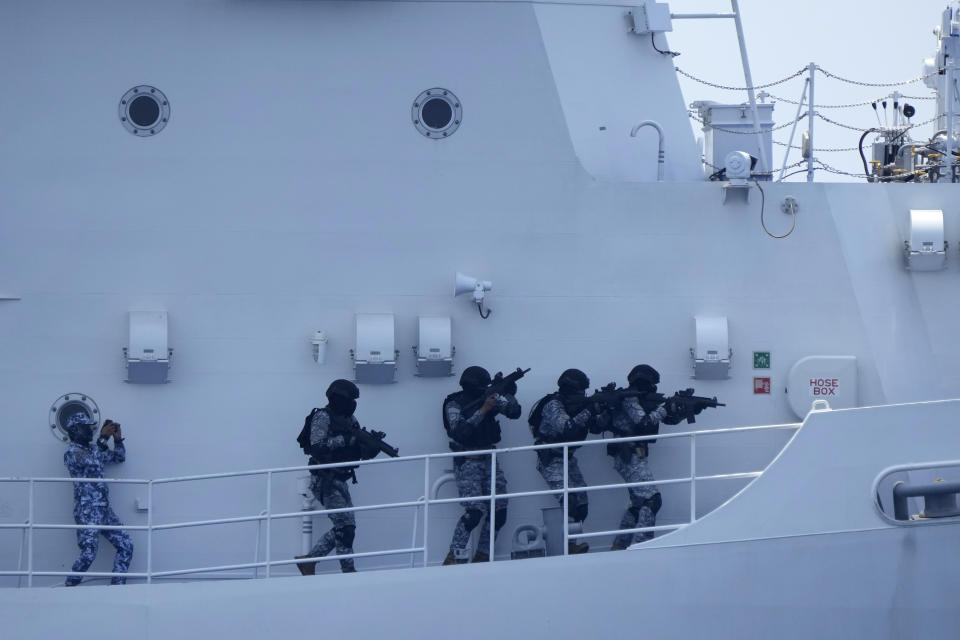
(295, 379, 379, 575)
(528, 368, 603, 554)
(442, 366, 521, 565)
(605, 364, 673, 550)
(63, 414, 133, 586)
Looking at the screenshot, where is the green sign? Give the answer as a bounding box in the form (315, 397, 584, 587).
(753, 351, 771, 369)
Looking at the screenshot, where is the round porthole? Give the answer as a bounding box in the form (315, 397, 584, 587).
(412, 88, 462, 139)
(49, 393, 101, 443)
(119, 86, 170, 137)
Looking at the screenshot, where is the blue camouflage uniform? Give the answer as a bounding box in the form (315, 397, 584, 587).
(534, 396, 595, 523)
(607, 396, 667, 549)
(443, 391, 521, 560)
(63, 416, 133, 586)
(304, 408, 361, 572)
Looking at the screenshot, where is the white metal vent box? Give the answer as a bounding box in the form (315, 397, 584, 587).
(354, 314, 397, 384)
(786, 355, 858, 418)
(126, 311, 170, 384)
(904, 209, 947, 271)
(693, 316, 730, 379)
(416, 316, 453, 377)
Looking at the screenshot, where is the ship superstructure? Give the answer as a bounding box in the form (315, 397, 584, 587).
(2, 1, 960, 637)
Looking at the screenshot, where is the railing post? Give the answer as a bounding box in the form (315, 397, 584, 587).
(264, 471, 272, 578)
(422, 457, 430, 567)
(562, 445, 570, 556)
(146, 480, 153, 584)
(27, 479, 34, 588)
(807, 62, 816, 182)
(689, 435, 697, 524)
(488, 451, 496, 562)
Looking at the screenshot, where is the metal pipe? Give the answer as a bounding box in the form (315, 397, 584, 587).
(892, 479, 960, 520)
(630, 120, 665, 181)
(562, 445, 569, 556)
(671, 13, 736, 20)
(26, 479, 33, 588)
(422, 458, 431, 567)
(730, 0, 769, 177)
(488, 452, 496, 561)
(570, 524, 683, 540)
(808, 62, 816, 182)
(264, 471, 272, 578)
(946, 59, 956, 181)
(146, 481, 153, 584)
(689, 435, 697, 523)
(778, 77, 810, 181)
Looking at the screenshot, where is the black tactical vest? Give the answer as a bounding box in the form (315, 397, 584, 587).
(443, 391, 502, 451)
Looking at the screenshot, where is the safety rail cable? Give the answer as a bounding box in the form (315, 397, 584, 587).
(677, 66, 943, 93)
(767, 92, 937, 108)
(0, 423, 801, 585)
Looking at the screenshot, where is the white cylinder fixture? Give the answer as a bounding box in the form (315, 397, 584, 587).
(311, 331, 328, 365)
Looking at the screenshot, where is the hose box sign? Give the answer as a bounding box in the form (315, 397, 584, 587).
(786, 356, 858, 418)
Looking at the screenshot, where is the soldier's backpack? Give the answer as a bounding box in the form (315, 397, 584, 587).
(296, 408, 320, 456)
(526, 393, 557, 441)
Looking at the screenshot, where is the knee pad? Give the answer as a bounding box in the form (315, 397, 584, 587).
(571, 503, 589, 524)
(461, 509, 483, 531)
(641, 493, 662, 516)
(494, 508, 507, 531)
(336, 525, 356, 548)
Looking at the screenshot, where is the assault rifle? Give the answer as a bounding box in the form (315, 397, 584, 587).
(461, 367, 531, 413)
(666, 388, 725, 424)
(348, 425, 400, 458)
(586, 382, 643, 409)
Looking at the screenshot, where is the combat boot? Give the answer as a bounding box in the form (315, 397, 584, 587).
(472, 550, 489, 563)
(610, 542, 629, 551)
(295, 554, 316, 575)
(341, 566, 357, 573)
(568, 540, 589, 555)
(442, 551, 457, 566)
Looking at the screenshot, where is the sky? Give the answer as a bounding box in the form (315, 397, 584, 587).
(666, 0, 949, 181)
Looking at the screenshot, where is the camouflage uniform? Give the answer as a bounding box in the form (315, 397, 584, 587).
(534, 396, 594, 523)
(63, 430, 133, 586)
(304, 408, 359, 572)
(608, 396, 667, 548)
(444, 393, 520, 557)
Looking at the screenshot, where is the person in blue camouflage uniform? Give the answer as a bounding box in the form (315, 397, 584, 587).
(442, 366, 521, 565)
(604, 364, 675, 550)
(63, 414, 133, 586)
(529, 369, 604, 554)
(295, 379, 379, 575)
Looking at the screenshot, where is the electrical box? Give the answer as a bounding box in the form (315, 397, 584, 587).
(786, 356, 858, 418)
(692, 316, 730, 379)
(416, 316, 453, 377)
(904, 209, 947, 271)
(125, 311, 170, 384)
(629, 1, 673, 35)
(354, 314, 397, 384)
(691, 101, 775, 180)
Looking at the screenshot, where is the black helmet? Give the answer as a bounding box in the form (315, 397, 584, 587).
(627, 364, 660, 390)
(326, 379, 359, 401)
(459, 366, 492, 393)
(557, 369, 589, 393)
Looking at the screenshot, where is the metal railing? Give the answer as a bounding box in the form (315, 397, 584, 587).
(0, 423, 800, 586)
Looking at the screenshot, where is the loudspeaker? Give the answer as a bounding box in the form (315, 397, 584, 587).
(454, 272, 492, 298)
